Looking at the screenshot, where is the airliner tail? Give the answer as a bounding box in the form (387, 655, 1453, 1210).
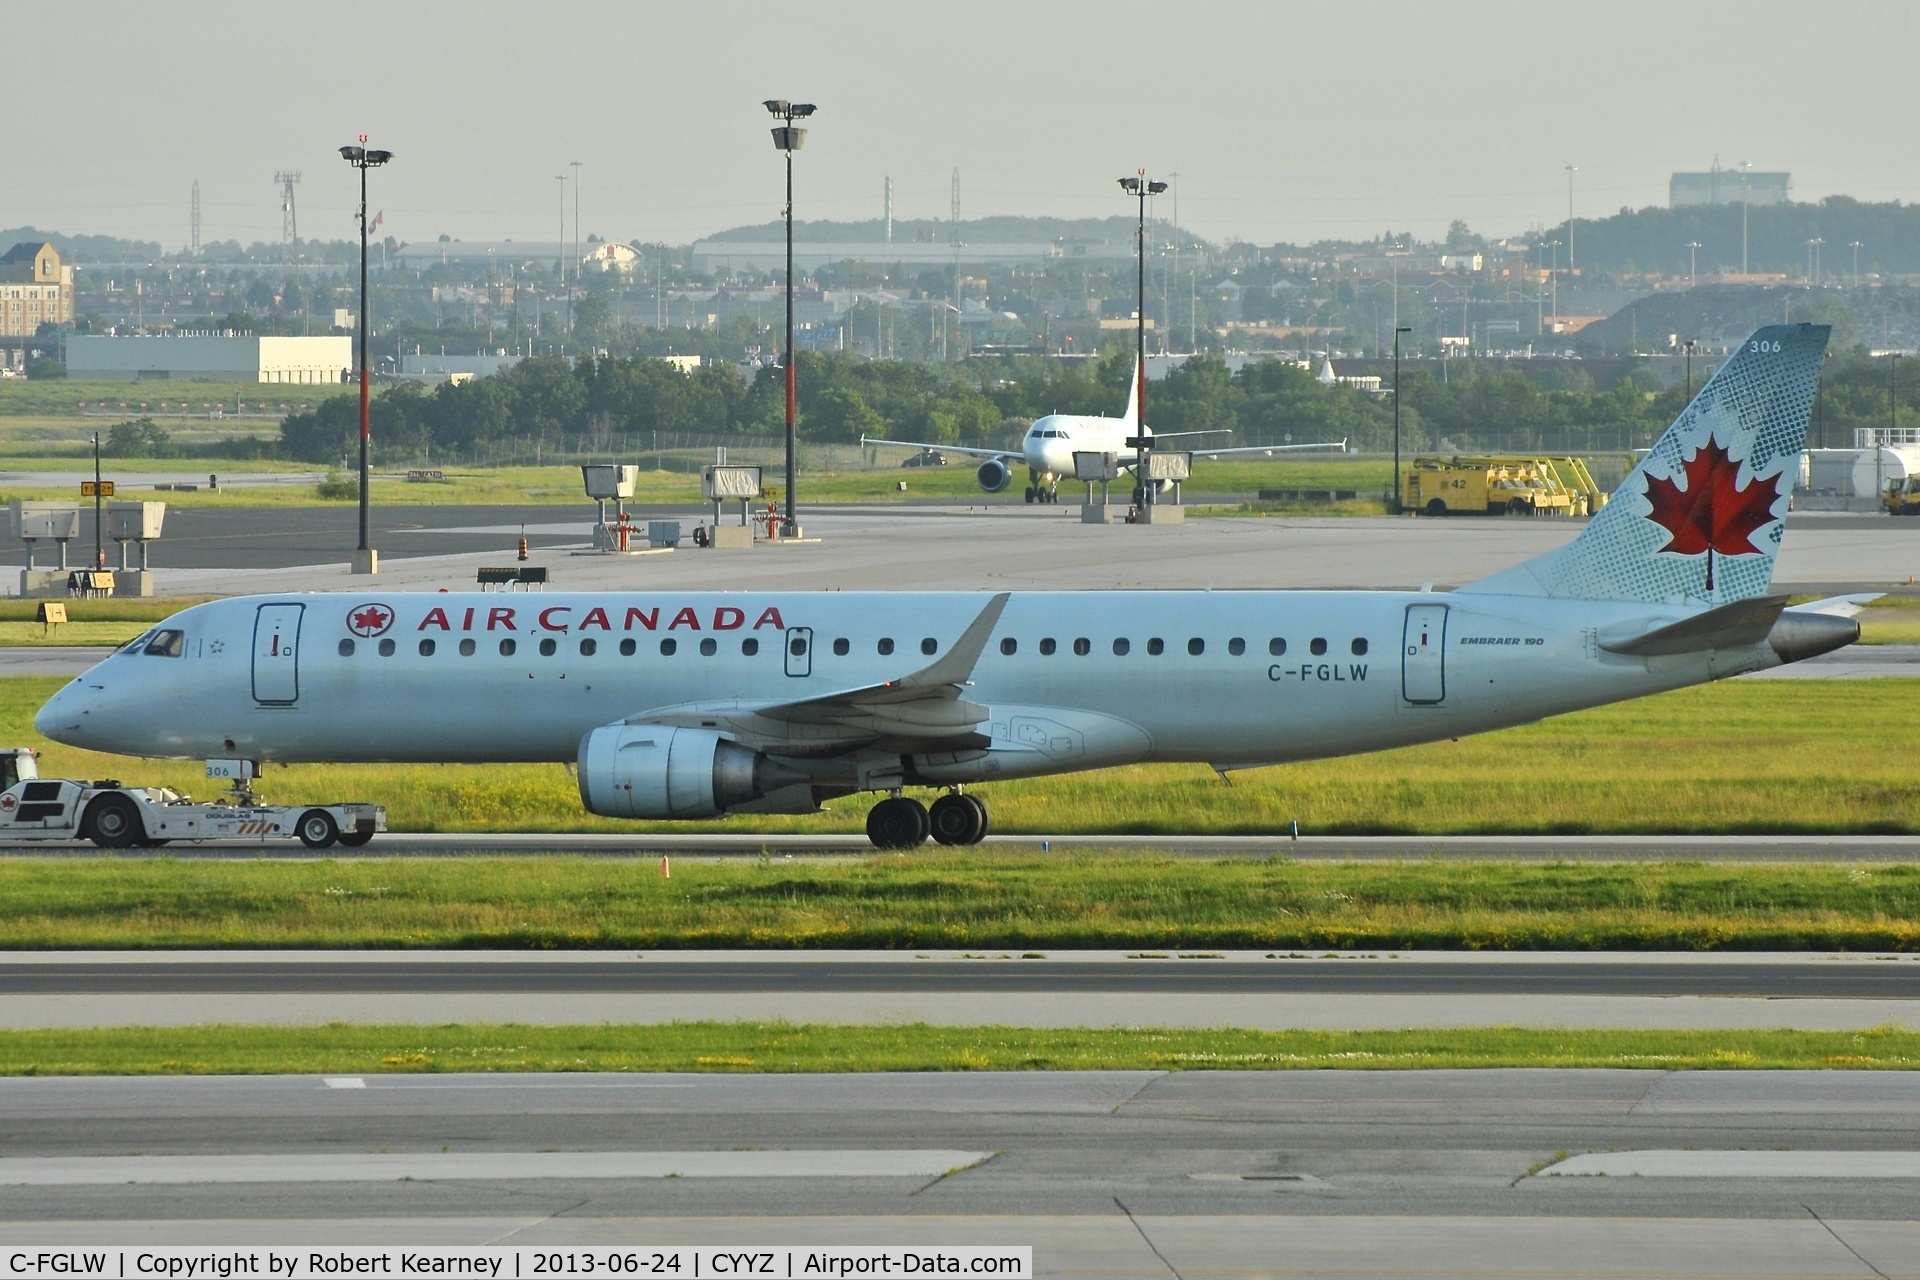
(1460, 324, 1830, 604)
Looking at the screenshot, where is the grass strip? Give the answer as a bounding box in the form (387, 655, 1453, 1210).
(8, 677, 1920, 835)
(2, 856, 1919, 950)
(3, 1023, 1917, 1075)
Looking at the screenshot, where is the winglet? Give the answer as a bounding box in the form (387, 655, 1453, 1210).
(898, 592, 1011, 690)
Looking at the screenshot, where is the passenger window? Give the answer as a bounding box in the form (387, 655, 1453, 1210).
(144, 629, 185, 657)
(742, 638, 759, 656)
(418, 639, 436, 656)
(833, 638, 850, 656)
(1112, 638, 1129, 656)
(337, 638, 355, 657)
(459, 639, 476, 657)
(499, 638, 517, 656)
(1310, 638, 1327, 656)
(538, 638, 557, 657)
(1073, 638, 1091, 656)
(378, 639, 396, 657)
(1147, 637, 1164, 655)
(619, 638, 636, 656)
(1228, 637, 1246, 656)
(700, 638, 717, 656)
(1039, 638, 1057, 655)
(921, 637, 938, 656)
(789, 636, 807, 656)
(1269, 637, 1287, 656)
(1351, 638, 1368, 656)
(580, 638, 598, 656)
(1000, 637, 1017, 655)
(878, 638, 895, 655)
(661, 638, 677, 656)
(1187, 638, 1204, 656)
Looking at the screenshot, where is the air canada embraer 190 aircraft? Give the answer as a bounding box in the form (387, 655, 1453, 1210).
(862, 357, 1344, 503)
(37, 325, 1863, 848)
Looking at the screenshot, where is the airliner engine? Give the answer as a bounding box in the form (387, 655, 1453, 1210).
(976, 459, 1012, 493)
(578, 725, 806, 819)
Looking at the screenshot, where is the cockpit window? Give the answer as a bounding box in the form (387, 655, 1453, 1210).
(144, 629, 185, 657)
(120, 630, 155, 653)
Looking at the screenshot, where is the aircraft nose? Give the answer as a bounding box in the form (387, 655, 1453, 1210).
(34, 682, 90, 746)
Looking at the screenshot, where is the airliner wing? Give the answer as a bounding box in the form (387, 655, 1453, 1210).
(1188, 439, 1348, 458)
(628, 592, 1012, 754)
(860, 435, 1020, 462)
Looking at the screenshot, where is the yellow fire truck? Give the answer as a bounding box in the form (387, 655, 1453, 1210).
(1402, 455, 1608, 517)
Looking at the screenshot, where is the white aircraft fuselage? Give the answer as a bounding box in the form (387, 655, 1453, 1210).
(38, 588, 1805, 776)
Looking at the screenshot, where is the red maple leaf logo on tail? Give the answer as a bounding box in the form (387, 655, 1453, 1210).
(1642, 437, 1780, 557)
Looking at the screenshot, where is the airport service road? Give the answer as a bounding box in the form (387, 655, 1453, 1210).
(3, 1071, 1920, 1277)
(9, 831, 1920, 861)
(28, 503, 1920, 595)
(3, 951, 1917, 1031)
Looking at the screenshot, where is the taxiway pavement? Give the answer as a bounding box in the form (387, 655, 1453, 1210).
(3, 950, 1915, 1031)
(14, 503, 1918, 596)
(3, 1070, 1918, 1276)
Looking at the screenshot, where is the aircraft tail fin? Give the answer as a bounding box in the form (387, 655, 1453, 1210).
(1459, 324, 1830, 604)
(1123, 356, 1143, 429)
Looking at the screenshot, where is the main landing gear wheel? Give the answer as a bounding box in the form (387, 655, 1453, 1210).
(83, 794, 143, 849)
(297, 808, 339, 849)
(929, 793, 988, 845)
(867, 796, 930, 849)
(1024, 486, 1037, 504)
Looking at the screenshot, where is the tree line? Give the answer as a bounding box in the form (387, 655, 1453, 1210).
(265, 346, 1913, 467)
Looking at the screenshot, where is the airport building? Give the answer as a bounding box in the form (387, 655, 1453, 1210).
(1670, 167, 1791, 207)
(0, 242, 75, 337)
(65, 334, 353, 383)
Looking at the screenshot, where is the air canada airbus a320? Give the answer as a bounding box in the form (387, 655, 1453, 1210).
(37, 325, 1864, 848)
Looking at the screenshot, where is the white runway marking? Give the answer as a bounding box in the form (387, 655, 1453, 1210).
(1543, 1149, 1920, 1177)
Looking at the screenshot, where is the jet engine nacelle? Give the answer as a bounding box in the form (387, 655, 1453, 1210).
(976, 458, 1012, 493)
(577, 724, 804, 819)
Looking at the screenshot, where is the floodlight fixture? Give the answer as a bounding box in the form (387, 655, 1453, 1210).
(766, 99, 819, 536)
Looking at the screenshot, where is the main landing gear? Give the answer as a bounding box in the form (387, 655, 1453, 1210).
(866, 792, 990, 848)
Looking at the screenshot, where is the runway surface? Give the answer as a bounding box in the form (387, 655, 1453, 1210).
(4, 950, 1916, 1031)
(4, 1069, 1918, 1276)
(10, 502, 1918, 596)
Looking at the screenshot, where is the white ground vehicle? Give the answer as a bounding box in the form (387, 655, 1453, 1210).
(0, 748, 384, 849)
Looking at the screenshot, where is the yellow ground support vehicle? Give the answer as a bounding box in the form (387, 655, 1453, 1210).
(1886, 478, 1920, 516)
(1402, 455, 1609, 517)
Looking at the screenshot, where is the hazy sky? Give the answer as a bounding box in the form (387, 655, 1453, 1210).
(13, 0, 1920, 253)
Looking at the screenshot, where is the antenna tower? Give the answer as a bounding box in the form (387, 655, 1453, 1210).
(190, 180, 201, 256)
(885, 176, 893, 244)
(275, 171, 301, 259)
(950, 169, 964, 359)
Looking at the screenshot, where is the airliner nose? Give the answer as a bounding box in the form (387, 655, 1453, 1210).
(34, 683, 87, 746)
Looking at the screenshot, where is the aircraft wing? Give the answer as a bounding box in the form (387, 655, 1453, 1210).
(860, 435, 1020, 462)
(627, 592, 1011, 755)
(1187, 439, 1348, 459)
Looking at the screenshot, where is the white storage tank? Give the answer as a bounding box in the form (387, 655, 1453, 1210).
(1851, 447, 1920, 498)
(1805, 449, 1862, 494)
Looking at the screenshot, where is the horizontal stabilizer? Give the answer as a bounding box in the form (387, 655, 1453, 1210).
(1598, 594, 1788, 656)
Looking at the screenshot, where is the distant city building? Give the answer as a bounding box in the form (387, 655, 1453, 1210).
(399, 352, 519, 380)
(1670, 167, 1791, 207)
(66, 334, 351, 383)
(582, 242, 641, 275)
(0, 243, 75, 337)
(390, 240, 636, 274)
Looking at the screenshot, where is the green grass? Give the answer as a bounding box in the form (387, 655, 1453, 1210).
(0, 598, 215, 624)
(2, 856, 1919, 950)
(6, 676, 1918, 836)
(2, 1023, 1916, 1075)
(0, 622, 148, 647)
(0, 380, 355, 418)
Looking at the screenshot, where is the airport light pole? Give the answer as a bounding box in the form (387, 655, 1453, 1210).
(766, 99, 815, 538)
(1119, 171, 1166, 505)
(339, 136, 391, 575)
(1393, 326, 1411, 513)
(1683, 338, 1697, 401)
(1851, 240, 1863, 287)
(1686, 241, 1701, 288)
